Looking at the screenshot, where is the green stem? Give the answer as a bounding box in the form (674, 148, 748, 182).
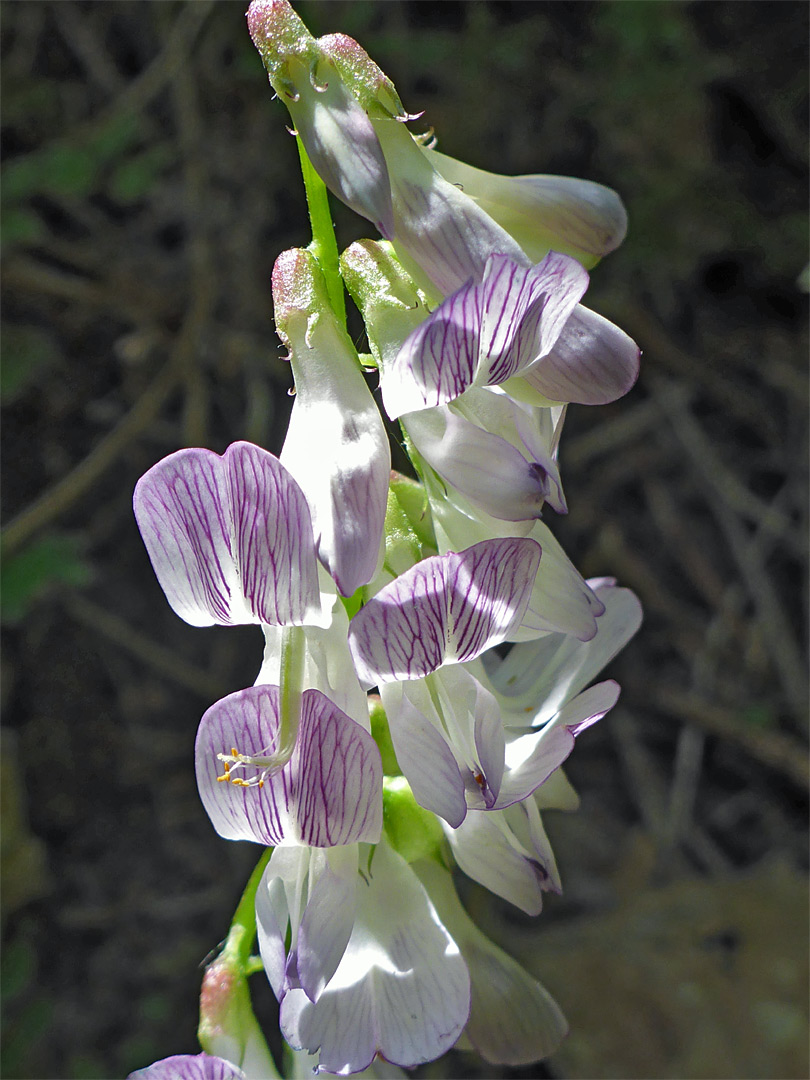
(222, 845, 274, 967)
(297, 135, 347, 328)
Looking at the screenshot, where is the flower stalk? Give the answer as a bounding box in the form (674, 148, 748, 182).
(296, 136, 346, 328)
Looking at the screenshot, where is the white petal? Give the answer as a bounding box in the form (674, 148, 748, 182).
(296, 859, 358, 1002)
(486, 581, 642, 722)
(380, 682, 468, 828)
(415, 860, 568, 1065)
(275, 251, 391, 597)
(443, 808, 552, 916)
(404, 406, 558, 522)
(284, 58, 394, 239)
(280, 842, 470, 1074)
(496, 724, 575, 807)
(372, 116, 528, 297)
(550, 679, 620, 735)
(425, 148, 627, 267)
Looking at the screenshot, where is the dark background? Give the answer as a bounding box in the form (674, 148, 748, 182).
(1, 2, 808, 1078)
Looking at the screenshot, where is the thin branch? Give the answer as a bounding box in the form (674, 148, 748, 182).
(657, 688, 809, 789)
(653, 378, 808, 722)
(63, 591, 226, 702)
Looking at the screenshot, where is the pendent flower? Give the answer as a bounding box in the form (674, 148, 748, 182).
(256, 841, 470, 1074)
(196, 684, 382, 848)
(346, 537, 580, 827)
(382, 251, 639, 416)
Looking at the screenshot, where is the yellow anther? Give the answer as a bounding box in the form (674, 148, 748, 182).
(215, 741, 283, 791)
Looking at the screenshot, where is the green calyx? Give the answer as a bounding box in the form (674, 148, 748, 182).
(248, 2, 406, 119)
(382, 775, 445, 865)
(340, 239, 429, 369)
(390, 472, 436, 551)
(247, 1, 316, 86)
(382, 472, 437, 578)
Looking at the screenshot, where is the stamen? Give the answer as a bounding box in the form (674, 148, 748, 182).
(215, 744, 281, 789)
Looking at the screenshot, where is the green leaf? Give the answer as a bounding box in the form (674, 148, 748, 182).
(0, 937, 37, 1004)
(108, 145, 172, 204)
(0, 535, 91, 624)
(0, 206, 45, 250)
(0, 325, 58, 403)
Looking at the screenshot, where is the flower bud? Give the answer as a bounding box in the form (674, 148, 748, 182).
(199, 953, 281, 1079)
(273, 248, 390, 597)
(247, 1, 394, 237)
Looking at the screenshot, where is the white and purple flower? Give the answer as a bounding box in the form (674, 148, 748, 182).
(129, 5, 645, 1075)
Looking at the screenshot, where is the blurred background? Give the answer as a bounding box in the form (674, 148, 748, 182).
(1, 2, 807, 1078)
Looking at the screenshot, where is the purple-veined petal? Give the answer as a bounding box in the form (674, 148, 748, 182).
(274, 249, 391, 597)
(133, 442, 323, 628)
(383, 253, 587, 420)
(280, 842, 470, 1074)
(444, 539, 541, 663)
(349, 537, 540, 685)
(127, 1054, 247, 1080)
(484, 581, 642, 723)
(196, 686, 382, 847)
(515, 304, 640, 406)
(478, 252, 589, 384)
(404, 406, 562, 522)
(416, 859, 568, 1065)
(380, 681, 468, 827)
(382, 277, 482, 419)
(425, 148, 628, 268)
(428, 484, 602, 642)
(351, 552, 446, 684)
